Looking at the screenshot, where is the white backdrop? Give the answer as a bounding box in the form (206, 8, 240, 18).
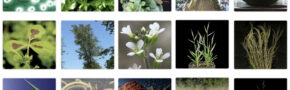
(0, 0, 289, 90)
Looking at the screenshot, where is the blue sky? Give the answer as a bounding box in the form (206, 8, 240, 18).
(61, 21, 114, 69)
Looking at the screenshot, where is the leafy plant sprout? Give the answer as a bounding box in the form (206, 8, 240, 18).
(61, 0, 114, 11)
(3, 21, 56, 69)
(121, 22, 170, 69)
(188, 23, 217, 68)
(242, 23, 283, 69)
(120, 0, 164, 11)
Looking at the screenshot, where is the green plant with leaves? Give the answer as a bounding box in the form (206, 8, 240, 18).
(188, 23, 217, 68)
(120, 0, 163, 11)
(121, 22, 170, 69)
(71, 24, 103, 69)
(3, 21, 56, 69)
(242, 23, 283, 69)
(201, 24, 217, 67)
(62, 0, 114, 11)
(188, 30, 203, 67)
(176, 78, 228, 90)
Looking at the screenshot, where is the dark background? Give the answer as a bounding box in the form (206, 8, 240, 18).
(119, 78, 171, 90)
(234, 21, 287, 69)
(176, 20, 229, 68)
(235, 78, 287, 90)
(118, 0, 171, 11)
(3, 78, 56, 90)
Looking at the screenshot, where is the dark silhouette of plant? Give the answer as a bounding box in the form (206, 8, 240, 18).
(71, 24, 102, 69)
(257, 80, 266, 90)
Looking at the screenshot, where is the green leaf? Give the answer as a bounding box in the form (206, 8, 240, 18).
(30, 41, 55, 68)
(4, 40, 27, 53)
(141, 1, 146, 6)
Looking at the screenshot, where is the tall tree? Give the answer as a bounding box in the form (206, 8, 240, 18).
(71, 24, 102, 69)
(102, 21, 114, 34)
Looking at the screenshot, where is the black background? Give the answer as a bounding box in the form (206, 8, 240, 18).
(235, 78, 287, 90)
(234, 21, 287, 69)
(118, 0, 171, 11)
(176, 20, 229, 68)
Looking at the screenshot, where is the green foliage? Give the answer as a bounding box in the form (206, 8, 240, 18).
(242, 23, 283, 69)
(188, 23, 217, 67)
(102, 21, 114, 34)
(120, 0, 163, 11)
(176, 78, 228, 88)
(101, 46, 114, 69)
(62, 0, 114, 11)
(188, 30, 203, 67)
(71, 24, 103, 69)
(3, 21, 56, 69)
(201, 24, 217, 67)
(105, 56, 114, 69)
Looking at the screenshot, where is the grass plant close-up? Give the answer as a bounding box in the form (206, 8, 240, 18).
(3, 0, 56, 12)
(62, 78, 114, 90)
(176, 21, 229, 68)
(235, 21, 287, 69)
(62, 21, 114, 69)
(176, 78, 229, 90)
(119, 21, 171, 69)
(3, 21, 56, 69)
(61, 0, 114, 11)
(176, 0, 229, 11)
(3, 78, 56, 90)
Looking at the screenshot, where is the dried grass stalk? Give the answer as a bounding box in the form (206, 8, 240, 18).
(242, 23, 283, 69)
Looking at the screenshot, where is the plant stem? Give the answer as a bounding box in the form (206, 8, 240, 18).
(26, 38, 32, 56)
(143, 48, 151, 69)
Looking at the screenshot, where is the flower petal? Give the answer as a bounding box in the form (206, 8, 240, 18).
(137, 40, 144, 49)
(156, 48, 162, 57)
(138, 65, 141, 69)
(127, 52, 135, 56)
(156, 59, 163, 63)
(153, 22, 160, 29)
(162, 52, 170, 59)
(126, 42, 135, 50)
(158, 28, 165, 34)
(126, 25, 132, 33)
(149, 53, 156, 59)
(136, 50, 144, 54)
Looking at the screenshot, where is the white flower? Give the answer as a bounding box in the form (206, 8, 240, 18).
(4, 0, 12, 3)
(126, 40, 144, 56)
(15, 7, 24, 12)
(40, 4, 47, 11)
(149, 22, 165, 34)
(149, 48, 170, 63)
(46, 0, 55, 7)
(27, 6, 35, 12)
(121, 25, 134, 38)
(145, 29, 157, 38)
(30, 0, 40, 4)
(128, 63, 141, 69)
